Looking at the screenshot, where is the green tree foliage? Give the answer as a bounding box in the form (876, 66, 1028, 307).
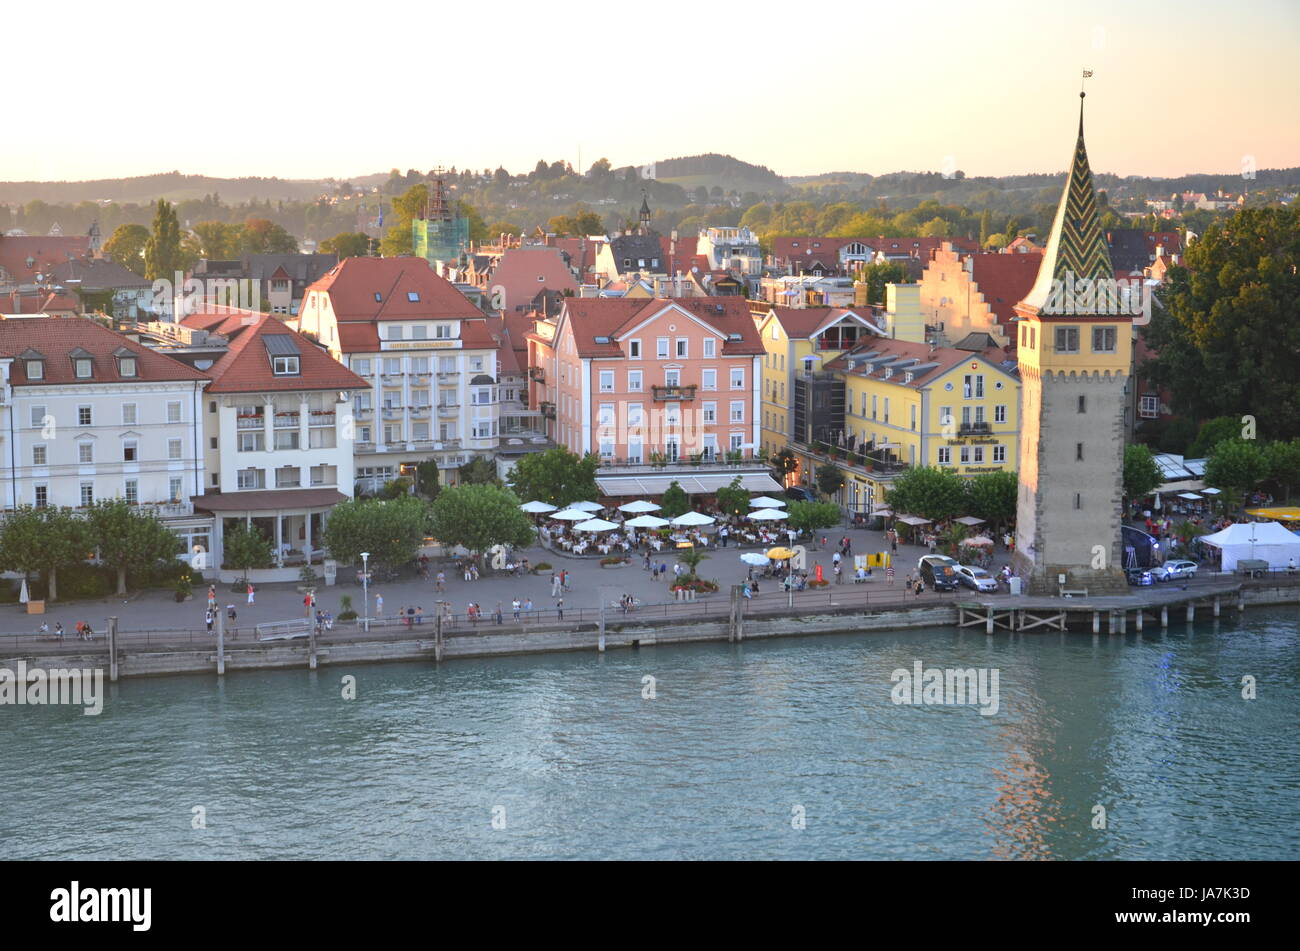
(1264, 438, 1300, 502)
(855, 261, 909, 305)
(1187, 416, 1246, 458)
(1122, 444, 1164, 500)
(428, 484, 535, 562)
(414, 461, 441, 501)
(1204, 438, 1268, 494)
(815, 464, 845, 498)
(659, 481, 690, 518)
(715, 476, 750, 519)
(223, 522, 274, 575)
(505, 448, 599, 507)
(885, 466, 967, 521)
(0, 506, 92, 602)
(144, 199, 183, 280)
(102, 223, 150, 275)
(237, 217, 297, 254)
(379, 183, 429, 256)
(547, 210, 604, 235)
(771, 448, 799, 483)
(963, 471, 1018, 526)
(322, 496, 430, 571)
(188, 220, 240, 259)
(319, 231, 372, 259)
(785, 500, 841, 536)
(88, 499, 180, 595)
(1143, 206, 1300, 438)
(458, 455, 499, 486)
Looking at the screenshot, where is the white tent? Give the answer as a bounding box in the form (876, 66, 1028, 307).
(1199, 521, 1300, 570)
(747, 508, 787, 521)
(570, 500, 604, 512)
(625, 514, 669, 529)
(748, 496, 787, 508)
(575, 518, 619, 532)
(520, 500, 557, 514)
(618, 500, 661, 513)
(551, 508, 591, 521)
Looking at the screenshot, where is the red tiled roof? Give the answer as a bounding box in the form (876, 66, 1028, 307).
(968, 253, 1043, 326)
(0, 235, 91, 285)
(191, 488, 347, 512)
(554, 297, 764, 358)
(766, 306, 875, 339)
(550, 236, 600, 273)
(0, 315, 210, 386)
(336, 322, 380, 351)
(773, 235, 978, 265)
(483, 247, 577, 311)
(824, 336, 1011, 389)
(201, 312, 369, 394)
(306, 256, 482, 321)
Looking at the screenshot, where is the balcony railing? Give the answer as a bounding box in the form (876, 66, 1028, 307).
(437, 405, 459, 418)
(540, 401, 556, 419)
(799, 439, 911, 476)
(382, 407, 404, 419)
(437, 372, 460, 384)
(354, 407, 373, 419)
(236, 415, 264, 430)
(410, 406, 430, 417)
(273, 413, 300, 429)
(652, 384, 697, 402)
(528, 367, 545, 383)
(957, 421, 992, 436)
(308, 411, 336, 427)
(412, 372, 432, 383)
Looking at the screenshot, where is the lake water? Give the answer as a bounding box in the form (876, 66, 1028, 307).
(3, 607, 1298, 860)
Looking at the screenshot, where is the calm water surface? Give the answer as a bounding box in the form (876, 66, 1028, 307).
(3, 608, 1298, 859)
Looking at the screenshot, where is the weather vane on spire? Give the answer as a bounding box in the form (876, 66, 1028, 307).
(1081, 68, 1094, 97)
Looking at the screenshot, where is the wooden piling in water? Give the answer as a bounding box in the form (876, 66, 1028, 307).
(108, 616, 119, 682)
(1161, 605, 1168, 627)
(1213, 597, 1221, 617)
(1092, 611, 1099, 634)
(1119, 610, 1127, 634)
(1186, 603, 1195, 622)
(1135, 609, 1143, 631)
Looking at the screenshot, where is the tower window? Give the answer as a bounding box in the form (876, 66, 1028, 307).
(1078, 395, 1086, 413)
(1076, 443, 1084, 461)
(1055, 327, 1079, 353)
(1074, 493, 1082, 509)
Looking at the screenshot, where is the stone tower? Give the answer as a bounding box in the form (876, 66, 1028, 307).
(1012, 94, 1133, 594)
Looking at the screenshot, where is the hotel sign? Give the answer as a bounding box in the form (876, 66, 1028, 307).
(383, 340, 461, 350)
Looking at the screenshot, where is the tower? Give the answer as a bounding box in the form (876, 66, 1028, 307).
(639, 190, 652, 235)
(1012, 93, 1133, 594)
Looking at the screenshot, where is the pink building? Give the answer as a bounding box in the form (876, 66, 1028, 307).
(527, 297, 764, 464)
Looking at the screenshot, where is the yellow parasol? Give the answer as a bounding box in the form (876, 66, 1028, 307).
(766, 547, 796, 560)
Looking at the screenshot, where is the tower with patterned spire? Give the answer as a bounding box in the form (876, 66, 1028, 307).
(1012, 92, 1133, 594)
(639, 190, 652, 235)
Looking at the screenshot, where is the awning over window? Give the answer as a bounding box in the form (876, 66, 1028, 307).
(595, 472, 782, 498)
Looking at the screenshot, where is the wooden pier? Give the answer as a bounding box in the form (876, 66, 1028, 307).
(957, 581, 1245, 634)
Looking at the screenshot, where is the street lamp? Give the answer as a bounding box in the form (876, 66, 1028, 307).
(361, 551, 370, 632)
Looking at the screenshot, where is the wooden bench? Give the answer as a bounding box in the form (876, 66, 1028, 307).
(1060, 588, 1089, 598)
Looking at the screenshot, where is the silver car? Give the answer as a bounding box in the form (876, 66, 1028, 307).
(1158, 559, 1198, 582)
(955, 564, 999, 592)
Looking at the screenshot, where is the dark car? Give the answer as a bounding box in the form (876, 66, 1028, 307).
(1126, 568, 1153, 586)
(784, 486, 815, 503)
(918, 555, 960, 591)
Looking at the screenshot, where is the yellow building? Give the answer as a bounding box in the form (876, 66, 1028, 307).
(755, 306, 881, 475)
(817, 339, 1022, 514)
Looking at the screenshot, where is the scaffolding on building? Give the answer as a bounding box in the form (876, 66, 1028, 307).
(412, 168, 469, 267)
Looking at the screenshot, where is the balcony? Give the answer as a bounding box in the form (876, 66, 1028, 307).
(236, 415, 265, 430)
(957, 421, 992, 436)
(437, 371, 459, 384)
(139, 500, 195, 517)
(433, 438, 461, 450)
(354, 407, 373, 420)
(410, 405, 431, 418)
(273, 412, 300, 429)
(540, 401, 556, 419)
(437, 404, 460, 418)
(652, 384, 697, 402)
(798, 439, 911, 477)
(308, 411, 336, 427)
(382, 407, 404, 419)
(412, 372, 432, 383)
(528, 367, 545, 383)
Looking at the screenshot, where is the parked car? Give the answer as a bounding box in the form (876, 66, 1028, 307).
(1126, 568, 1153, 586)
(784, 486, 815, 503)
(1156, 559, 1198, 582)
(955, 564, 999, 592)
(918, 555, 960, 591)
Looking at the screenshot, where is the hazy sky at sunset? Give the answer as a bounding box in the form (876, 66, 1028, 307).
(6, 0, 1298, 182)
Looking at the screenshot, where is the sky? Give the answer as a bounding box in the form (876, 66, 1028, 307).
(5, 0, 1298, 183)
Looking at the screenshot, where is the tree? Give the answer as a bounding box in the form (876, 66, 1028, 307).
(414, 460, 441, 501)
(1187, 416, 1246, 458)
(815, 464, 845, 498)
(237, 218, 297, 254)
(1264, 438, 1300, 502)
(505, 448, 599, 507)
(715, 476, 750, 519)
(103, 224, 150, 275)
(676, 545, 709, 582)
(144, 199, 183, 280)
(963, 471, 1018, 526)
(322, 497, 429, 571)
(1204, 438, 1268, 495)
(785, 500, 841, 537)
(0, 506, 92, 602)
(458, 455, 499, 485)
(771, 448, 799, 484)
(88, 499, 180, 595)
(319, 232, 371, 259)
(1143, 206, 1300, 438)
(379, 183, 428, 256)
(660, 481, 690, 518)
(885, 466, 967, 521)
(978, 208, 992, 246)
(1122, 444, 1164, 500)
(855, 261, 909, 305)
(223, 523, 274, 576)
(189, 220, 240, 259)
(428, 484, 535, 564)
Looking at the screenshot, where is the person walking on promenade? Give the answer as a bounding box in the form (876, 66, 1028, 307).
(416, 606, 424, 625)
(436, 570, 445, 593)
(54, 622, 65, 641)
(246, 582, 255, 605)
(205, 608, 214, 634)
(375, 593, 384, 618)
(886, 565, 895, 586)
(551, 573, 560, 597)
(406, 606, 415, 628)
(207, 585, 217, 610)
(523, 597, 533, 617)
(643, 551, 651, 570)
(556, 598, 564, 621)
(227, 604, 237, 622)
(494, 602, 503, 625)
(512, 598, 521, 620)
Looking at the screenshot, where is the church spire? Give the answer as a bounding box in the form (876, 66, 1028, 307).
(639, 189, 652, 234)
(1019, 90, 1114, 313)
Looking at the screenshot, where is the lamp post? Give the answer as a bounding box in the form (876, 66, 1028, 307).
(361, 551, 370, 632)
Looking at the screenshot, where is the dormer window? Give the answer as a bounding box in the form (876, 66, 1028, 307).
(273, 356, 300, 375)
(26, 360, 43, 380)
(75, 359, 93, 378)
(119, 357, 137, 377)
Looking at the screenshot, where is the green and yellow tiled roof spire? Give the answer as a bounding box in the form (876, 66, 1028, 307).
(1020, 93, 1115, 313)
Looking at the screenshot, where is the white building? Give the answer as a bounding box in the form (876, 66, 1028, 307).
(698, 226, 763, 275)
(177, 310, 367, 576)
(296, 257, 503, 491)
(0, 314, 211, 551)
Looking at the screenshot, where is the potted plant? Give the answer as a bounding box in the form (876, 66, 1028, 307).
(600, 555, 628, 568)
(338, 594, 357, 622)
